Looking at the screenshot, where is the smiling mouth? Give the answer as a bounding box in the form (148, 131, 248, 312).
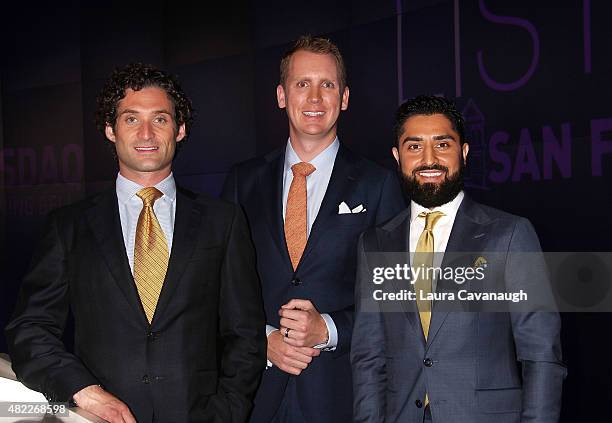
(416, 170, 444, 178)
(134, 146, 159, 152)
(302, 111, 325, 117)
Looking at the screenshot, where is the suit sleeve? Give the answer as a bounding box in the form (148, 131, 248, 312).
(4, 211, 99, 403)
(506, 218, 566, 423)
(350, 233, 387, 423)
(204, 204, 267, 423)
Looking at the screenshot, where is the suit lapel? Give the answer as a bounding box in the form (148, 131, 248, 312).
(380, 210, 423, 343)
(426, 197, 486, 348)
(298, 145, 356, 267)
(152, 189, 201, 325)
(85, 190, 148, 325)
(259, 149, 294, 273)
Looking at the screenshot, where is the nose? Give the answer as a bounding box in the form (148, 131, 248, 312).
(138, 120, 154, 140)
(308, 86, 321, 103)
(422, 143, 436, 166)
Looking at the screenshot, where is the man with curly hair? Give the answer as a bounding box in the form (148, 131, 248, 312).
(6, 63, 266, 423)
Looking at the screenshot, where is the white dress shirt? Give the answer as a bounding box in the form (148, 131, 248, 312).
(116, 172, 177, 274)
(266, 138, 340, 363)
(409, 191, 464, 291)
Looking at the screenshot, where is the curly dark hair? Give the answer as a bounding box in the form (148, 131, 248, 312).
(95, 63, 194, 143)
(394, 95, 465, 145)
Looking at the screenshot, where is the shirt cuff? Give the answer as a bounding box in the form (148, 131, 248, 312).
(314, 313, 337, 351)
(265, 325, 278, 368)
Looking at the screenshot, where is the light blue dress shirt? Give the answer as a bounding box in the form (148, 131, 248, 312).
(116, 172, 177, 274)
(282, 137, 339, 236)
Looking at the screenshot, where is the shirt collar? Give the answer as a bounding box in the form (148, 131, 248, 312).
(284, 137, 340, 176)
(410, 191, 465, 224)
(116, 172, 177, 205)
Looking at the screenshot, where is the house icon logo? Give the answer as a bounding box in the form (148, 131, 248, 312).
(462, 99, 489, 190)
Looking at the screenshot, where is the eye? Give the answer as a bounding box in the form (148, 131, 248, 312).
(154, 116, 168, 124)
(125, 116, 138, 124)
(322, 81, 335, 89)
(406, 143, 421, 151)
(297, 81, 308, 88)
(436, 141, 450, 149)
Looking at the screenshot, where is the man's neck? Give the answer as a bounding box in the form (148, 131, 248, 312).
(289, 133, 337, 162)
(412, 191, 464, 213)
(118, 168, 172, 187)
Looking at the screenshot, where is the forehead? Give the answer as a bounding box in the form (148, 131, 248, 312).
(287, 50, 339, 80)
(401, 113, 457, 136)
(117, 86, 174, 111)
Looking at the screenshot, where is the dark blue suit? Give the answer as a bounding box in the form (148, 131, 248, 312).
(222, 144, 405, 422)
(351, 196, 566, 423)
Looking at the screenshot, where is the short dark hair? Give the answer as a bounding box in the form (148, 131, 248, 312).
(95, 63, 194, 141)
(279, 35, 347, 93)
(394, 95, 465, 145)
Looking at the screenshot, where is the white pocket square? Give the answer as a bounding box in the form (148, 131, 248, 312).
(338, 201, 366, 214)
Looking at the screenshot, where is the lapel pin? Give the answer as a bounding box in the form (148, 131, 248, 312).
(473, 256, 487, 268)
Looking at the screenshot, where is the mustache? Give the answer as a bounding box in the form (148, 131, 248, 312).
(411, 164, 449, 176)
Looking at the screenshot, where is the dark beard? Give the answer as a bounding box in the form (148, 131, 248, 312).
(399, 162, 465, 208)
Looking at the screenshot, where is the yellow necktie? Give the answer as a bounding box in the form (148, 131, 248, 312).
(414, 211, 444, 408)
(413, 211, 444, 339)
(134, 187, 169, 323)
(284, 162, 316, 270)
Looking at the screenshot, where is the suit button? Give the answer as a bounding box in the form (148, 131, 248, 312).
(423, 358, 433, 367)
(147, 331, 157, 341)
(142, 375, 150, 384)
(291, 277, 302, 286)
(415, 399, 423, 408)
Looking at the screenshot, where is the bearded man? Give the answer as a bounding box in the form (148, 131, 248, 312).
(350, 95, 566, 423)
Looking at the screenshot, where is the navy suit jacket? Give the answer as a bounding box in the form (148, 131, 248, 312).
(221, 144, 405, 423)
(351, 196, 566, 423)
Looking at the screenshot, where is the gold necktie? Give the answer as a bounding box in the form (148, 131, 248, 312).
(414, 211, 444, 408)
(134, 187, 169, 323)
(284, 162, 316, 270)
(413, 211, 444, 339)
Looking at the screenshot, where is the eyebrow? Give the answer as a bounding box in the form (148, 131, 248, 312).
(401, 134, 456, 144)
(433, 134, 456, 141)
(119, 109, 173, 115)
(294, 76, 336, 83)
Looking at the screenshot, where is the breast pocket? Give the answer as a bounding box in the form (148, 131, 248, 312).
(334, 212, 369, 227)
(184, 247, 224, 293)
(188, 246, 223, 263)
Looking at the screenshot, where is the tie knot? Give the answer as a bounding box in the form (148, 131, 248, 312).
(137, 187, 163, 207)
(291, 162, 316, 177)
(418, 211, 444, 231)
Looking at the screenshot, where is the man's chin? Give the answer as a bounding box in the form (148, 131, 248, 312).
(418, 182, 443, 192)
(399, 171, 464, 208)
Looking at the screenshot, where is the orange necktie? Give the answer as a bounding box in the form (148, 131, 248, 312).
(134, 187, 169, 323)
(284, 162, 316, 270)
